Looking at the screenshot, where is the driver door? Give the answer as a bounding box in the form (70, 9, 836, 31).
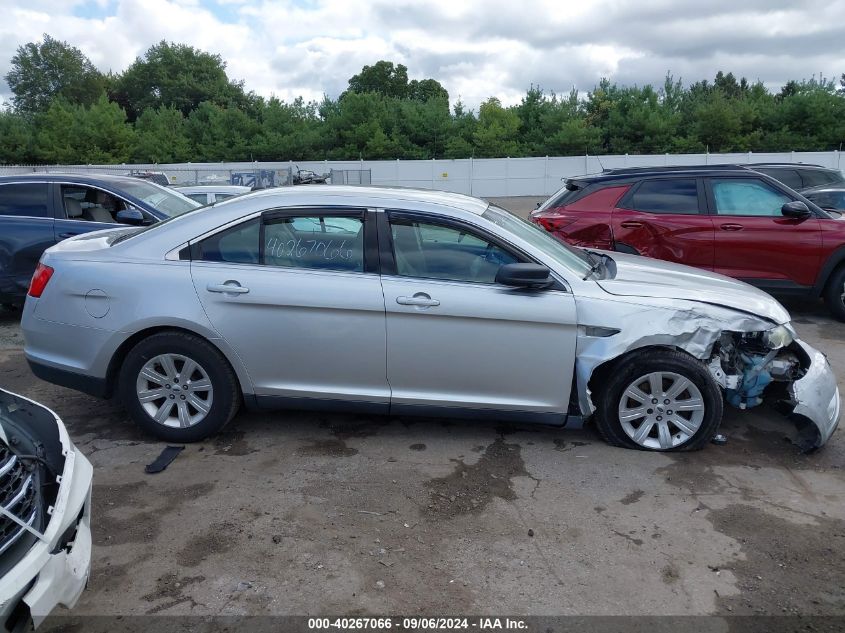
(380, 211, 577, 419)
(707, 177, 822, 287)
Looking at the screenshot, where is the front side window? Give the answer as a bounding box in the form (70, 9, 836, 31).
(628, 178, 699, 214)
(117, 179, 201, 217)
(60, 185, 128, 223)
(0, 183, 50, 218)
(711, 179, 792, 217)
(186, 193, 209, 205)
(801, 169, 844, 188)
(196, 213, 365, 272)
(390, 217, 518, 284)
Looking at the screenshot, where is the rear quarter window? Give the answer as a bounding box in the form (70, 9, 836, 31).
(801, 169, 844, 188)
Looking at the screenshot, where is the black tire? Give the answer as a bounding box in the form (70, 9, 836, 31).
(594, 349, 723, 452)
(823, 266, 845, 322)
(118, 331, 240, 442)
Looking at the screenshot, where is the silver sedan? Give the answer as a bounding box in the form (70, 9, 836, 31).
(20, 187, 840, 452)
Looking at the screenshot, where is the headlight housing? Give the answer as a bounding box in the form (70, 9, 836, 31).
(762, 324, 795, 349)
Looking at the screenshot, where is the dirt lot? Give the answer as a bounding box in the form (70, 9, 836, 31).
(2, 196, 845, 625)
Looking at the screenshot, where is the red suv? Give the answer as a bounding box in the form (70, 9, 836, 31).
(529, 165, 845, 320)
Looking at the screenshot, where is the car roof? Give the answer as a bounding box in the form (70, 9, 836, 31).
(571, 164, 754, 186)
(0, 172, 148, 186)
(175, 185, 252, 193)
(746, 162, 832, 170)
(238, 185, 491, 214)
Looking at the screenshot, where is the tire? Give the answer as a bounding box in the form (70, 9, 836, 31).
(594, 349, 723, 452)
(118, 331, 240, 442)
(823, 266, 845, 322)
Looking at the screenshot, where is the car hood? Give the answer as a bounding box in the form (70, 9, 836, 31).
(594, 251, 790, 325)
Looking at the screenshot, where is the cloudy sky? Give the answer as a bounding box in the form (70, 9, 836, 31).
(2, 0, 844, 109)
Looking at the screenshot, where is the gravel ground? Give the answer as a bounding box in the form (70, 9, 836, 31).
(1, 196, 844, 627)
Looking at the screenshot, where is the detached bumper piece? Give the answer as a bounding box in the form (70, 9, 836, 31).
(788, 340, 841, 452)
(0, 389, 93, 631)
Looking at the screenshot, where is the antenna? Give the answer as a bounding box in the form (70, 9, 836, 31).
(596, 156, 605, 171)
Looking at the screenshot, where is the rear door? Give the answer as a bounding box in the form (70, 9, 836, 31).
(190, 208, 389, 408)
(0, 182, 55, 303)
(707, 176, 822, 288)
(612, 177, 714, 269)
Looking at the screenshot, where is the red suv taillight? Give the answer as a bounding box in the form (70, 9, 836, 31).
(28, 263, 54, 298)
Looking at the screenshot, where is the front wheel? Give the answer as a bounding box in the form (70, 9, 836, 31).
(594, 349, 723, 451)
(118, 332, 240, 442)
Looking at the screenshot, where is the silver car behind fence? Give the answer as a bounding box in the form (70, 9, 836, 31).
(19, 186, 840, 452)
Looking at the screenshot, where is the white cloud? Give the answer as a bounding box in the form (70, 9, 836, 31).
(1, 0, 844, 110)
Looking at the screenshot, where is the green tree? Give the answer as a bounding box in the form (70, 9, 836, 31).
(346, 61, 409, 98)
(473, 98, 521, 157)
(115, 41, 246, 119)
(186, 102, 260, 161)
(132, 106, 191, 162)
(0, 109, 34, 163)
(5, 34, 106, 114)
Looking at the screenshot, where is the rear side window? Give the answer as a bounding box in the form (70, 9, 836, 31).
(0, 183, 50, 218)
(757, 168, 802, 191)
(628, 179, 699, 214)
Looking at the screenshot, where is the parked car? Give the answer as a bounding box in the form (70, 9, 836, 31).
(802, 185, 845, 211)
(21, 186, 839, 453)
(531, 165, 845, 321)
(0, 173, 201, 307)
(174, 185, 252, 206)
(601, 163, 845, 193)
(0, 388, 92, 630)
(746, 163, 844, 192)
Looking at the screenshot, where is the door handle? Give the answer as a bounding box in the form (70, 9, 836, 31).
(58, 232, 80, 239)
(620, 221, 643, 229)
(207, 281, 249, 294)
(720, 223, 744, 231)
(397, 294, 440, 307)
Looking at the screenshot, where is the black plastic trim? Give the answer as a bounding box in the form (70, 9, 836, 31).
(26, 360, 110, 398)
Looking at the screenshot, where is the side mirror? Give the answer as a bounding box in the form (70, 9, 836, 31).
(781, 201, 811, 219)
(116, 208, 145, 226)
(495, 263, 554, 288)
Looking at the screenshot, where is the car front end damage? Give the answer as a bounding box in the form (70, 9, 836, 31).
(709, 330, 839, 451)
(575, 294, 840, 452)
(0, 389, 92, 630)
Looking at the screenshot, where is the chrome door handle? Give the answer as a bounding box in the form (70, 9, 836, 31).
(207, 282, 249, 294)
(720, 223, 744, 231)
(397, 294, 440, 307)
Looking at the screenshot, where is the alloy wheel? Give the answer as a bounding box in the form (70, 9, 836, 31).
(135, 353, 214, 428)
(617, 371, 705, 450)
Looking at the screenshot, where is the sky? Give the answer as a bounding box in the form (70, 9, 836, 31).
(1, 0, 844, 109)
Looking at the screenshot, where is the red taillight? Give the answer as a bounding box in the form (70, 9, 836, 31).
(28, 263, 54, 298)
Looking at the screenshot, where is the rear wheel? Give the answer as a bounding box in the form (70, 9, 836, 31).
(823, 265, 845, 322)
(119, 332, 240, 442)
(594, 349, 723, 451)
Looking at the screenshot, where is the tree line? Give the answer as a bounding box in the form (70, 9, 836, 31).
(1, 35, 845, 165)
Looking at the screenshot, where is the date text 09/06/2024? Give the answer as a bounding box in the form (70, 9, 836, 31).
(307, 618, 528, 630)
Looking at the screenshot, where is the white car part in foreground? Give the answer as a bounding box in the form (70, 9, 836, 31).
(0, 389, 92, 630)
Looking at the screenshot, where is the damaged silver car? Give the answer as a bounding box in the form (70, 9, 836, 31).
(20, 186, 840, 452)
(0, 389, 92, 630)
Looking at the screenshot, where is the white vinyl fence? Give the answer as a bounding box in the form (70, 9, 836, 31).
(2, 151, 843, 198)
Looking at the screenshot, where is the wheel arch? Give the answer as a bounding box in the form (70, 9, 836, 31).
(813, 245, 845, 297)
(584, 344, 706, 415)
(105, 325, 253, 401)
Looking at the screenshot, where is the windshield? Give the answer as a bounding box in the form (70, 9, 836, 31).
(119, 179, 201, 217)
(482, 205, 593, 276)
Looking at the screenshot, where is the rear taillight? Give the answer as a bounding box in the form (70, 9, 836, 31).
(536, 214, 577, 233)
(28, 263, 54, 298)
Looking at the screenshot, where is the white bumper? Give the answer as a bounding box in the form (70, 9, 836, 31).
(0, 399, 93, 629)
